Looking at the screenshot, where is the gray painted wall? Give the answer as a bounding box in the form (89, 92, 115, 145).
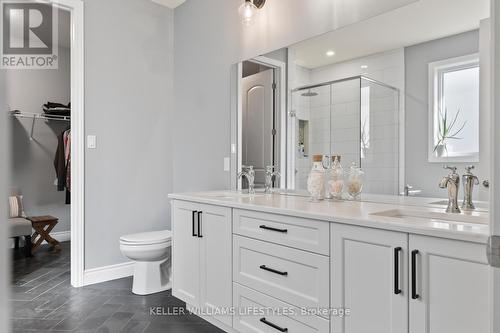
(6, 10, 71, 233)
(173, 0, 417, 194)
(404, 30, 489, 199)
(83, 0, 174, 270)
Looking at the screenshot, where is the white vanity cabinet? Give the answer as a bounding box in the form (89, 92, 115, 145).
(332, 224, 490, 333)
(331, 224, 408, 333)
(171, 200, 233, 327)
(170, 196, 490, 333)
(409, 235, 490, 333)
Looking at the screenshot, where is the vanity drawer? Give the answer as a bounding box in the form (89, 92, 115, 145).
(233, 209, 330, 255)
(233, 235, 330, 313)
(233, 283, 330, 333)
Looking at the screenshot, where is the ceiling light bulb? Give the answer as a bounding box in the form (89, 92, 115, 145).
(361, 65, 368, 69)
(240, 0, 257, 26)
(326, 50, 335, 57)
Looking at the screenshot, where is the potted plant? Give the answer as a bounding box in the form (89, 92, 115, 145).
(434, 108, 467, 157)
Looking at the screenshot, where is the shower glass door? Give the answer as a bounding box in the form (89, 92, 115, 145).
(289, 76, 399, 194)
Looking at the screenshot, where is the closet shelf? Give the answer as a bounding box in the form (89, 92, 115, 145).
(11, 111, 70, 122)
(10, 111, 70, 141)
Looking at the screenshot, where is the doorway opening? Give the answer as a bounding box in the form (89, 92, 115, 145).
(236, 55, 287, 191)
(5, 0, 84, 288)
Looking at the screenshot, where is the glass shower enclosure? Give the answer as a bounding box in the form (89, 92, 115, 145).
(290, 76, 400, 195)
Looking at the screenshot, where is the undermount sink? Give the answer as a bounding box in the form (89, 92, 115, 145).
(371, 208, 488, 225)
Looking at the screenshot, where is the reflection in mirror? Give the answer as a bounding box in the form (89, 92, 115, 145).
(233, 0, 490, 205)
(290, 76, 399, 195)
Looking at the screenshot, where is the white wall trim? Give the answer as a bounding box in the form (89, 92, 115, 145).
(49, 231, 71, 243)
(83, 262, 134, 286)
(9, 231, 70, 248)
(491, 0, 500, 332)
(51, 0, 85, 288)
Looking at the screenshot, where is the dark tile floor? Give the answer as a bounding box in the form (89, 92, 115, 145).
(10, 242, 225, 333)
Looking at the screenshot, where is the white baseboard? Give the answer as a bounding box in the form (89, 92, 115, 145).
(47, 230, 71, 243)
(9, 230, 71, 248)
(83, 261, 134, 286)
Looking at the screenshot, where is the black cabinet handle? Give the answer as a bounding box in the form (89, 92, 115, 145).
(197, 211, 203, 238)
(259, 225, 288, 233)
(260, 318, 288, 332)
(260, 265, 288, 276)
(411, 250, 420, 300)
(394, 247, 402, 295)
(192, 211, 198, 237)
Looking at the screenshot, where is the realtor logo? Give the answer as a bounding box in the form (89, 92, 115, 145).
(1, 0, 58, 69)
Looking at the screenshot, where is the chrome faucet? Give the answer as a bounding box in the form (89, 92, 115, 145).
(402, 184, 422, 197)
(238, 165, 256, 195)
(462, 166, 479, 211)
(439, 166, 461, 213)
(264, 166, 281, 194)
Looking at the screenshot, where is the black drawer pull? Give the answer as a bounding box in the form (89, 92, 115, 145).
(394, 247, 402, 295)
(411, 250, 420, 300)
(260, 265, 288, 276)
(197, 211, 203, 238)
(259, 225, 288, 233)
(260, 318, 288, 332)
(192, 211, 198, 237)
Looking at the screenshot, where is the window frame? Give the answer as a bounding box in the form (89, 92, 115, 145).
(428, 53, 480, 163)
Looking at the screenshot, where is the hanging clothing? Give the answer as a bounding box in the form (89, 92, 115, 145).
(65, 131, 71, 193)
(54, 128, 71, 204)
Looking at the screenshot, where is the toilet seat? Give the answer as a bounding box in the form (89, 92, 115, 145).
(120, 230, 172, 246)
(119, 229, 173, 295)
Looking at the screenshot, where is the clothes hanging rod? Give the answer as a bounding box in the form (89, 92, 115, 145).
(11, 111, 71, 122)
(9, 111, 70, 141)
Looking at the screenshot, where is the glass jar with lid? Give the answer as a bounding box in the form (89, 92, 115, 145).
(323, 155, 333, 199)
(346, 162, 364, 199)
(307, 154, 325, 202)
(328, 155, 344, 200)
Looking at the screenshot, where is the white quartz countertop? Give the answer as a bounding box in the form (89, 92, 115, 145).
(168, 191, 490, 244)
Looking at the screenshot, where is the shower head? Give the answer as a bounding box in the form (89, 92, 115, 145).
(301, 89, 318, 97)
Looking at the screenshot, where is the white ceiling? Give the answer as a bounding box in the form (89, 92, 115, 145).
(291, 0, 490, 69)
(151, 0, 186, 9)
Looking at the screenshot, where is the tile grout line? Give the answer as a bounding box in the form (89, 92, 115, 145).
(24, 270, 70, 294)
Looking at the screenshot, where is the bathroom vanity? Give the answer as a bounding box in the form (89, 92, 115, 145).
(168, 192, 491, 333)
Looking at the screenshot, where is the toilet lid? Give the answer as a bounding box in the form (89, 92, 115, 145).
(120, 230, 172, 245)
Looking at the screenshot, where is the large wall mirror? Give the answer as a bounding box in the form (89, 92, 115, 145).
(232, 0, 491, 204)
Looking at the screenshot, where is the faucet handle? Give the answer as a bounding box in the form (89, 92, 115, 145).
(444, 165, 457, 173)
(465, 165, 475, 173)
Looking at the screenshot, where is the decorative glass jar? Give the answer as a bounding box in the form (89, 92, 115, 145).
(346, 162, 364, 199)
(323, 155, 333, 199)
(328, 156, 344, 200)
(307, 155, 325, 202)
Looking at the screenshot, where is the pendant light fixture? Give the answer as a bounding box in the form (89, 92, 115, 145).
(239, 0, 266, 26)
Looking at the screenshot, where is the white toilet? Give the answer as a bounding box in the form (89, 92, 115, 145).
(119, 230, 172, 295)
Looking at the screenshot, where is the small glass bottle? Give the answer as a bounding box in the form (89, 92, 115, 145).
(328, 156, 344, 200)
(346, 162, 364, 199)
(307, 155, 325, 202)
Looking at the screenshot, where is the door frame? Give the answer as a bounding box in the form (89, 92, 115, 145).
(52, 0, 85, 288)
(491, 0, 500, 331)
(230, 55, 287, 190)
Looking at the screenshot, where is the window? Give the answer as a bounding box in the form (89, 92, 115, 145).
(428, 54, 480, 162)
